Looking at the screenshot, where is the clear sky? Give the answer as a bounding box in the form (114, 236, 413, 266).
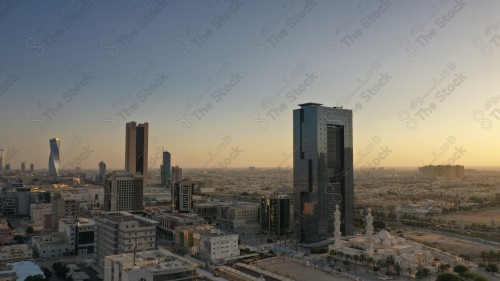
(1, 0, 500, 170)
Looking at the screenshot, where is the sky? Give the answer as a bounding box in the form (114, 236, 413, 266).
(1, 0, 500, 170)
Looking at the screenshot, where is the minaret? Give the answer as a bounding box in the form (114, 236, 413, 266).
(334, 204, 342, 249)
(365, 207, 374, 242)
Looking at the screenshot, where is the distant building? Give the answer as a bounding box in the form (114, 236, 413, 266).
(152, 212, 205, 239)
(29, 163, 34, 174)
(104, 171, 144, 213)
(172, 179, 194, 213)
(30, 203, 52, 231)
(49, 138, 61, 178)
(125, 121, 149, 186)
(20, 162, 25, 173)
(0, 245, 32, 263)
(98, 161, 106, 183)
(95, 212, 159, 268)
(103, 248, 197, 281)
(293, 103, 355, 243)
(193, 202, 219, 223)
(260, 195, 291, 238)
(160, 151, 171, 187)
(419, 165, 464, 179)
(0, 149, 4, 172)
(51, 197, 79, 228)
(5, 163, 10, 171)
(172, 165, 182, 184)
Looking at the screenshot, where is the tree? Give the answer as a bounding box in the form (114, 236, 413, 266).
(373, 220, 386, 229)
(436, 272, 462, 281)
(42, 267, 52, 279)
(13, 235, 24, 244)
(486, 263, 498, 273)
(52, 262, 69, 278)
(25, 226, 34, 236)
(353, 255, 359, 265)
(25, 275, 46, 281)
(453, 264, 468, 276)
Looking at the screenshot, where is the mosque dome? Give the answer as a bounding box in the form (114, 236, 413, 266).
(378, 230, 390, 240)
(382, 239, 391, 247)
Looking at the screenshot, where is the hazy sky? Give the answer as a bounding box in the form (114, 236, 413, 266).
(1, 0, 500, 170)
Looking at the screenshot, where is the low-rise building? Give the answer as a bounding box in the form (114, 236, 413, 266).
(95, 212, 159, 269)
(198, 230, 239, 263)
(0, 219, 13, 245)
(0, 244, 33, 263)
(32, 232, 69, 258)
(152, 212, 205, 239)
(217, 202, 259, 234)
(0, 261, 44, 281)
(59, 217, 95, 255)
(174, 225, 215, 256)
(103, 248, 197, 281)
(30, 203, 52, 231)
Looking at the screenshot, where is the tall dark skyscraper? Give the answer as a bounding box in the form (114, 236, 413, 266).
(49, 138, 61, 178)
(293, 103, 354, 243)
(98, 161, 106, 183)
(160, 151, 171, 187)
(0, 148, 4, 172)
(171, 165, 182, 185)
(260, 195, 291, 238)
(125, 122, 149, 185)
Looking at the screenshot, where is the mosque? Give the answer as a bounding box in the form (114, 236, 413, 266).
(329, 206, 439, 278)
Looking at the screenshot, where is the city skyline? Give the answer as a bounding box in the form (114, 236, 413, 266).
(1, 1, 500, 170)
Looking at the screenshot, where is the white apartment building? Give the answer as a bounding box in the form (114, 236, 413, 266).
(31, 232, 69, 258)
(199, 231, 239, 263)
(59, 217, 95, 255)
(95, 212, 159, 269)
(103, 248, 196, 281)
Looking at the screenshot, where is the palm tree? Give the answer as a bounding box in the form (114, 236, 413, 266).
(367, 257, 375, 267)
(353, 255, 359, 265)
(337, 251, 344, 260)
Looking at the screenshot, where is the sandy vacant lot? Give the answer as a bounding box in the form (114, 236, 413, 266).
(256, 259, 353, 281)
(436, 207, 500, 226)
(407, 230, 491, 259)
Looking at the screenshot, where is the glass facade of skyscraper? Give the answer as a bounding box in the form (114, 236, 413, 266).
(293, 103, 354, 243)
(49, 138, 61, 178)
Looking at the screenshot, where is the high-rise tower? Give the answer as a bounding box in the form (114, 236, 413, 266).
(160, 151, 171, 187)
(293, 103, 354, 243)
(0, 148, 4, 171)
(98, 161, 106, 183)
(49, 138, 61, 178)
(125, 122, 149, 185)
